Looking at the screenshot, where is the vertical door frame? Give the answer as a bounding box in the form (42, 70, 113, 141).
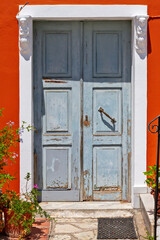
(16, 5, 148, 208)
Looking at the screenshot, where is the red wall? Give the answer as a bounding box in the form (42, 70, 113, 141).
(0, 0, 160, 192)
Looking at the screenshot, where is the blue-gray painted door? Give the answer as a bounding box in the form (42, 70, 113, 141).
(83, 21, 131, 201)
(34, 22, 81, 201)
(34, 21, 131, 201)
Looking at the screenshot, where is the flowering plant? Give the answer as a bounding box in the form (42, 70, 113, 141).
(0, 173, 51, 237)
(0, 108, 34, 189)
(0, 109, 47, 237)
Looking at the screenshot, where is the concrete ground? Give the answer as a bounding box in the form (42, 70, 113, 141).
(48, 210, 147, 240)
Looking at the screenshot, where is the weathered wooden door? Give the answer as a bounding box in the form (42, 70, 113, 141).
(83, 21, 131, 201)
(34, 21, 131, 201)
(34, 22, 81, 201)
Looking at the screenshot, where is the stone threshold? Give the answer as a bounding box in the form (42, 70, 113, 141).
(40, 201, 133, 218)
(40, 201, 133, 210)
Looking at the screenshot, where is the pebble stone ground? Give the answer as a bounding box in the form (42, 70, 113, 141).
(0, 210, 147, 240)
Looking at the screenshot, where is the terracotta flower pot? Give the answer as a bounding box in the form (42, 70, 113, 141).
(3, 208, 32, 238)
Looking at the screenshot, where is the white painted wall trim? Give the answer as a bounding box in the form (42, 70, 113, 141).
(16, 5, 148, 208)
(17, 5, 147, 19)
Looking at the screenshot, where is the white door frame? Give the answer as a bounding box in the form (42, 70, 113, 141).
(16, 5, 148, 208)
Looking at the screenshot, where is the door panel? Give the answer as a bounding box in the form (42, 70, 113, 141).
(83, 21, 131, 201)
(93, 88, 122, 134)
(43, 32, 72, 77)
(44, 89, 71, 132)
(93, 31, 122, 77)
(43, 147, 71, 189)
(93, 145, 122, 201)
(34, 22, 81, 201)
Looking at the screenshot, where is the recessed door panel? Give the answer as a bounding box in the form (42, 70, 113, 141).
(43, 32, 72, 77)
(44, 89, 71, 133)
(93, 88, 122, 135)
(93, 146, 121, 191)
(44, 147, 71, 189)
(93, 31, 122, 77)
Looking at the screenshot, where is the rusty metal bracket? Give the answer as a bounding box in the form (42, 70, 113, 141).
(98, 107, 116, 124)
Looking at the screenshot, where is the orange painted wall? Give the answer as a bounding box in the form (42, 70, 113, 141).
(0, 0, 160, 192)
(147, 1, 160, 168)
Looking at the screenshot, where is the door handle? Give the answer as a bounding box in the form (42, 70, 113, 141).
(98, 107, 116, 124)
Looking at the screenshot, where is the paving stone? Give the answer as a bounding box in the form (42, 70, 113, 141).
(50, 235, 72, 240)
(72, 221, 97, 230)
(73, 230, 97, 240)
(55, 224, 80, 233)
(56, 218, 97, 223)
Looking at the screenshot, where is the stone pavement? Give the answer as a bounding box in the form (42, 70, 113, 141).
(0, 209, 147, 239)
(48, 210, 147, 240)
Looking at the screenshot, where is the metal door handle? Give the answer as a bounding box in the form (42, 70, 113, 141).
(98, 107, 116, 124)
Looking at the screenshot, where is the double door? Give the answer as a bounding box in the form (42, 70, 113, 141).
(33, 21, 131, 201)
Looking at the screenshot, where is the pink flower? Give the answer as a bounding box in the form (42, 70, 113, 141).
(7, 121, 14, 125)
(33, 184, 38, 189)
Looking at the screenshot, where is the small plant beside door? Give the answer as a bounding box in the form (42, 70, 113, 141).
(0, 109, 51, 238)
(143, 165, 160, 214)
(0, 173, 51, 238)
(143, 165, 160, 194)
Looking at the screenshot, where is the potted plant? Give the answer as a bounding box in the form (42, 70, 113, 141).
(143, 165, 160, 214)
(0, 172, 51, 238)
(0, 108, 49, 237)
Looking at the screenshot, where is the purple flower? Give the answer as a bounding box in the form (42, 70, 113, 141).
(12, 153, 18, 159)
(7, 121, 14, 125)
(19, 127, 24, 135)
(20, 138, 23, 143)
(33, 184, 38, 189)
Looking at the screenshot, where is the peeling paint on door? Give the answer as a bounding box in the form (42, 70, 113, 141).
(34, 20, 131, 202)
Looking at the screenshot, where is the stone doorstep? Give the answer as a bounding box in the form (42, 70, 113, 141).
(40, 201, 133, 218)
(140, 193, 160, 239)
(40, 201, 133, 210)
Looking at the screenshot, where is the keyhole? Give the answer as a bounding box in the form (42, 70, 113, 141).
(84, 115, 90, 127)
